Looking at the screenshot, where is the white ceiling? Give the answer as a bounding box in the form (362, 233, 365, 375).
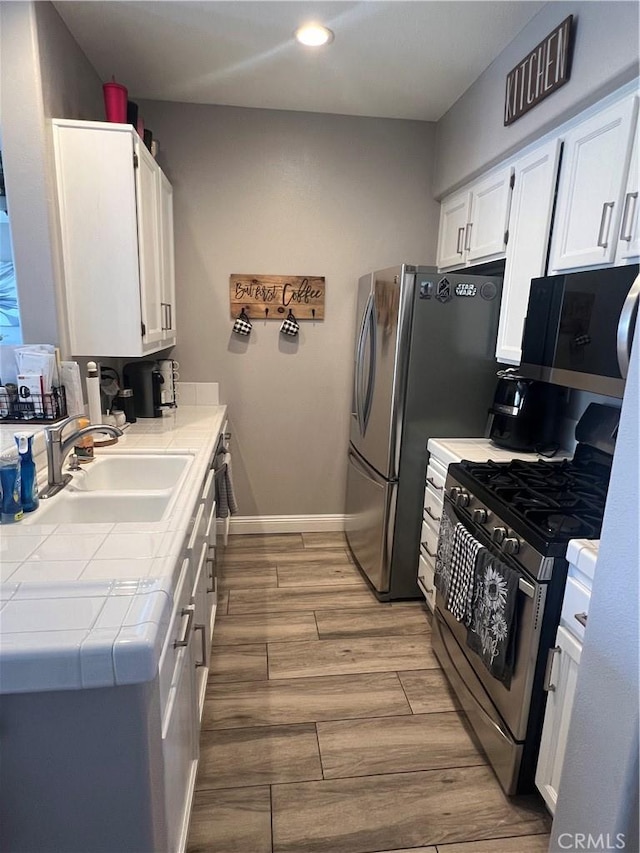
(54, 1, 546, 122)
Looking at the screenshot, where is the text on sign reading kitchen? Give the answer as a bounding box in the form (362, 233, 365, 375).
(504, 15, 573, 126)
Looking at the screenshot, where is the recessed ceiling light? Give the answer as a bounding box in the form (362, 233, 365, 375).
(294, 23, 334, 47)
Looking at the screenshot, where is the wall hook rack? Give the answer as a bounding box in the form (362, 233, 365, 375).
(229, 274, 325, 320)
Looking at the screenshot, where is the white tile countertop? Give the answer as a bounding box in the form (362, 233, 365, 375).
(0, 405, 226, 695)
(566, 538, 599, 587)
(427, 437, 572, 469)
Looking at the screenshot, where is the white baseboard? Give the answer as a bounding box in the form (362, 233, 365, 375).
(226, 514, 347, 535)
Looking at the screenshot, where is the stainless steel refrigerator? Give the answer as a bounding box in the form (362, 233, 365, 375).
(345, 264, 503, 599)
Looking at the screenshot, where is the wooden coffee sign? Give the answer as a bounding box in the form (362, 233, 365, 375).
(504, 15, 573, 126)
(229, 274, 325, 319)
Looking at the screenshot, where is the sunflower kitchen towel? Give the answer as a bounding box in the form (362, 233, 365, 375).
(466, 551, 519, 686)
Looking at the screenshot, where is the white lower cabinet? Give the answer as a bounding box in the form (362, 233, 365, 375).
(417, 456, 446, 611)
(535, 625, 582, 815)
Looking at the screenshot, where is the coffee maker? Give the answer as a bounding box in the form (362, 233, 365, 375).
(123, 361, 164, 418)
(488, 369, 563, 452)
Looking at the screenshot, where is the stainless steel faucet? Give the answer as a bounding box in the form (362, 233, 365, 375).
(41, 416, 123, 499)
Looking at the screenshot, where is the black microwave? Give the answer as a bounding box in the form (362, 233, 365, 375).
(520, 265, 640, 398)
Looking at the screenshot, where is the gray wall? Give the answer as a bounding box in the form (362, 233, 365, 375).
(138, 100, 439, 517)
(0, 1, 102, 351)
(434, 1, 640, 197)
(550, 325, 639, 853)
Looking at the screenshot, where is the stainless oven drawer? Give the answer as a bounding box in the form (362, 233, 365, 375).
(432, 608, 523, 795)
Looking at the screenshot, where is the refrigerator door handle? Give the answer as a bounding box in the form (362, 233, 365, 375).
(362, 294, 377, 432)
(354, 293, 371, 434)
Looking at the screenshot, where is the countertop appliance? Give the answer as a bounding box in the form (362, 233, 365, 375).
(488, 368, 563, 452)
(123, 361, 163, 418)
(520, 264, 640, 398)
(345, 264, 503, 600)
(431, 404, 616, 795)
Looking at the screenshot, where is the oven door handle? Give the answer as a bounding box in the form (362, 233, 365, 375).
(518, 577, 535, 598)
(434, 611, 513, 745)
(617, 273, 640, 380)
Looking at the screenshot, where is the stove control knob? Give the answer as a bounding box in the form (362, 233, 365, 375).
(492, 526, 507, 544)
(472, 508, 488, 524)
(456, 491, 470, 508)
(449, 487, 460, 501)
(502, 537, 520, 555)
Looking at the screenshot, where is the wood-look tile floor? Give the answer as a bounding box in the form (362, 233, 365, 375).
(187, 533, 551, 853)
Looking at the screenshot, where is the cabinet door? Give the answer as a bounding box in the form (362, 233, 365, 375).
(466, 166, 513, 264)
(158, 171, 177, 341)
(135, 141, 164, 345)
(437, 191, 471, 270)
(52, 121, 144, 357)
(192, 542, 210, 723)
(549, 96, 638, 272)
(496, 139, 562, 364)
(535, 626, 582, 815)
(163, 597, 198, 853)
(616, 117, 640, 262)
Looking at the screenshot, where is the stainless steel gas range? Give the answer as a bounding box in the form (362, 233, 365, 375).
(431, 437, 613, 795)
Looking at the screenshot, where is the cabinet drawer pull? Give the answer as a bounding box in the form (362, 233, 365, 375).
(464, 222, 472, 252)
(421, 543, 436, 559)
(574, 611, 588, 628)
(174, 604, 195, 649)
(543, 645, 561, 692)
(597, 201, 615, 248)
(456, 227, 464, 255)
(620, 191, 638, 242)
(194, 623, 207, 667)
(417, 576, 434, 596)
(188, 503, 205, 552)
(426, 477, 443, 491)
(206, 557, 216, 594)
(425, 507, 441, 523)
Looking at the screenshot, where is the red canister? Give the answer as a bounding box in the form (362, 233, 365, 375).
(102, 78, 128, 123)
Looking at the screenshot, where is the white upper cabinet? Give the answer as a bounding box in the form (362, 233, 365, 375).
(437, 166, 513, 271)
(52, 119, 177, 357)
(616, 115, 640, 263)
(496, 139, 561, 364)
(436, 191, 471, 270)
(466, 166, 514, 264)
(548, 95, 639, 273)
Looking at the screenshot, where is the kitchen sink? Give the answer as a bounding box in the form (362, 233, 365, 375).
(67, 453, 193, 492)
(28, 491, 173, 524)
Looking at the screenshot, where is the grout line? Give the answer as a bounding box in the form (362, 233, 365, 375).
(269, 784, 274, 853)
(396, 670, 415, 715)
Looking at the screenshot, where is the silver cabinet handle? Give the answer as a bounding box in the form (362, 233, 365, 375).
(425, 507, 441, 523)
(206, 557, 216, 594)
(174, 604, 195, 649)
(596, 201, 615, 248)
(456, 227, 464, 255)
(167, 303, 173, 331)
(426, 476, 443, 492)
(574, 612, 588, 628)
(194, 624, 208, 667)
(620, 191, 638, 242)
(543, 645, 561, 692)
(616, 274, 640, 379)
(464, 222, 472, 252)
(417, 576, 434, 595)
(421, 542, 436, 559)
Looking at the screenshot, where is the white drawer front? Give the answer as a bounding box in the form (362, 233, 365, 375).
(423, 487, 443, 527)
(561, 576, 590, 642)
(158, 557, 192, 716)
(426, 460, 446, 494)
(418, 553, 436, 611)
(420, 520, 438, 562)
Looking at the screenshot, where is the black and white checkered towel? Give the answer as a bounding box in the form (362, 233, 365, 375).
(445, 524, 485, 625)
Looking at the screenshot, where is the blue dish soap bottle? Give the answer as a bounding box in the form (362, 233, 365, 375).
(15, 432, 39, 512)
(0, 448, 23, 523)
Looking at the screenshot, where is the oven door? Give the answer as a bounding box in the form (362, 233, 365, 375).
(435, 499, 546, 743)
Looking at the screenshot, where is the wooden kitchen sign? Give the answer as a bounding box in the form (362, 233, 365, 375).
(229, 274, 325, 319)
(504, 15, 573, 126)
